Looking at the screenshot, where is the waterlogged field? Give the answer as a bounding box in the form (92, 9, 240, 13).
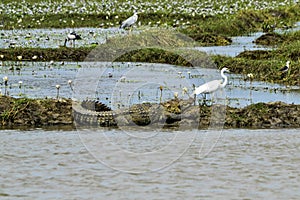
(0, 0, 299, 34)
(1, 2, 300, 199)
(0, 0, 299, 107)
(0, 27, 122, 49)
(1, 61, 299, 108)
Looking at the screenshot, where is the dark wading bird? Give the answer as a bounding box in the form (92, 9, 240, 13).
(193, 67, 230, 105)
(119, 13, 138, 30)
(279, 61, 290, 79)
(279, 61, 290, 73)
(64, 31, 82, 47)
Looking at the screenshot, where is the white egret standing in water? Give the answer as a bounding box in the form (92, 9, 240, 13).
(193, 67, 230, 105)
(120, 13, 138, 30)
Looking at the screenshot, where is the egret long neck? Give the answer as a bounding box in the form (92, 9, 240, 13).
(221, 70, 228, 88)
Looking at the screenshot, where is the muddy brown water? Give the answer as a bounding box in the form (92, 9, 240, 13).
(1, 128, 300, 199)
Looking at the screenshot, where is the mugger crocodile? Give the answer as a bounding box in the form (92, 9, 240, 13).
(72, 98, 203, 128)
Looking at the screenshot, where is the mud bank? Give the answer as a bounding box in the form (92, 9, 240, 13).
(0, 96, 299, 129)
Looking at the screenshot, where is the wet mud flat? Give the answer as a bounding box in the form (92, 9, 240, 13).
(0, 96, 299, 129)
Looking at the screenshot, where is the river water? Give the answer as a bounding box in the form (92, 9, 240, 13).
(1, 128, 300, 199)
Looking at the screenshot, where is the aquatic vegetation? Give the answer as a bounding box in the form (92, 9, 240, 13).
(212, 27, 300, 86)
(0, 47, 94, 61)
(254, 32, 285, 45)
(1, 0, 300, 37)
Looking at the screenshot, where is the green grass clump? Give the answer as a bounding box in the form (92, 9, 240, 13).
(0, 47, 94, 61)
(213, 29, 300, 86)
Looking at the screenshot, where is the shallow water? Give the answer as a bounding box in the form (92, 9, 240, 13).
(1, 22, 299, 52)
(0, 27, 125, 48)
(195, 22, 300, 56)
(195, 32, 272, 57)
(1, 128, 300, 199)
(1, 62, 299, 107)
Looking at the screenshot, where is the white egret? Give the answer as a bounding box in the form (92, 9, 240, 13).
(64, 31, 82, 47)
(120, 13, 138, 30)
(193, 67, 230, 104)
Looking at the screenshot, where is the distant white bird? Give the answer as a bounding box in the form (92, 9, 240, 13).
(120, 13, 138, 29)
(64, 31, 82, 47)
(279, 61, 290, 73)
(193, 67, 230, 103)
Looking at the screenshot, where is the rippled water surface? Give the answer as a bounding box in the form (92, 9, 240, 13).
(1, 128, 300, 199)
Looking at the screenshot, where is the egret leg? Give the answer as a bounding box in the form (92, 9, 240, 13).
(198, 93, 208, 106)
(203, 93, 208, 106)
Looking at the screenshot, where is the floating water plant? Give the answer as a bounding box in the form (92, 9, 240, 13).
(18, 81, 24, 96)
(159, 85, 163, 103)
(3, 76, 8, 96)
(56, 84, 60, 99)
(68, 80, 73, 92)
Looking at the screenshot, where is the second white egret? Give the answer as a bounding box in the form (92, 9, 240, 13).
(120, 13, 138, 30)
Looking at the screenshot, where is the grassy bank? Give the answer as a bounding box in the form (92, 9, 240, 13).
(213, 29, 300, 86)
(0, 96, 299, 129)
(0, 47, 93, 62)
